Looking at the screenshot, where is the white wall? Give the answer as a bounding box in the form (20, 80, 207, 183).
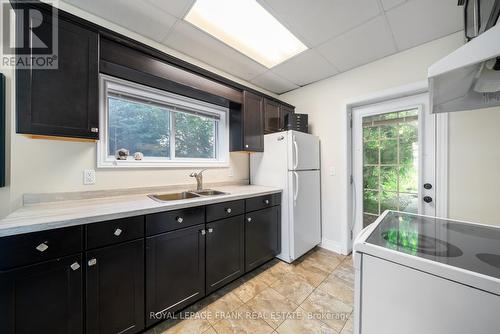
(280, 32, 465, 253)
(448, 107, 500, 227)
(0, 2, 280, 218)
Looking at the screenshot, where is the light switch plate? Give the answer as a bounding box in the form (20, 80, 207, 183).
(83, 169, 96, 185)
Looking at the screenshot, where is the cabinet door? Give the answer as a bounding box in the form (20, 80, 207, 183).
(146, 224, 205, 327)
(0, 254, 83, 334)
(264, 98, 281, 133)
(86, 240, 144, 334)
(243, 91, 264, 152)
(280, 105, 294, 131)
(206, 216, 244, 293)
(245, 206, 280, 272)
(16, 9, 99, 139)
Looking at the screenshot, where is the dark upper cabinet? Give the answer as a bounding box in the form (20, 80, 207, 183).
(264, 98, 281, 133)
(206, 216, 245, 293)
(0, 254, 83, 334)
(16, 8, 99, 139)
(280, 104, 295, 131)
(242, 91, 264, 152)
(145, 224, 205, 327)
(245, 206, 281, 272)
(86, 240, 145, 334)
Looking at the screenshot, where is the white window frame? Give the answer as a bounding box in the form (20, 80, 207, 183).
(97, 75, 229, 168)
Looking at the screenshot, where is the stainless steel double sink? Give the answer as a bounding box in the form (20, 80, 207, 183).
(148, 189, 228, 202)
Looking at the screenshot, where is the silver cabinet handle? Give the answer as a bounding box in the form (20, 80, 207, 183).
(36, 242, 49, 252)
(70, 262, 80, 271)
(264, 199, 270, 205)
(114, 228, 122, 236)
(176, 216, 184, 223)
(208, 228, 214, 233)
(88, 258, 97, 267)
(247, 217, 252, 223)
(90, 127, 99, 133)
(226, 208, 232, 214)
(201, 229, 206, 235)
(245, 144, 249, 148)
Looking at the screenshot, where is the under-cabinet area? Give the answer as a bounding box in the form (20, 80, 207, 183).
(0, 192, 281, 334)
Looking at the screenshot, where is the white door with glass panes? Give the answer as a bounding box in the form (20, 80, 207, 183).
(352, 94, 436, 236)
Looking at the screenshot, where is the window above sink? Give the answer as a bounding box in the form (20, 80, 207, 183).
(97, 75, 229, 168)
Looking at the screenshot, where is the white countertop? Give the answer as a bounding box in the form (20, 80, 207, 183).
(0, 185, 282, 237)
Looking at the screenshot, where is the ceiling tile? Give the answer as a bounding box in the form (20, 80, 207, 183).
(163, 21, 267, 81)
(385, 0, 463, 50)
(64, 0, 176, 41)
(251, 71, 299, 94)
(271, 49, 339, 86)
(380, 0, 407, 11)
(317, 16, 397, 72)
(259, 0, 381, 47)
(145, 0, 195, 18)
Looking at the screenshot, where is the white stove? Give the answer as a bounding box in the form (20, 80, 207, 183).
(353, 210, 500, 334)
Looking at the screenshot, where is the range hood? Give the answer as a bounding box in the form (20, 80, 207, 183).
(428, 22, 500, 113)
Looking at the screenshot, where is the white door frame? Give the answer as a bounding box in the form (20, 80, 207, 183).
(344, 81, 448, 253)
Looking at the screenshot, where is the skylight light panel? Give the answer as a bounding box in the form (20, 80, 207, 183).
(185, 0, 308, 68)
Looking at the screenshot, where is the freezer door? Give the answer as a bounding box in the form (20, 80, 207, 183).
(288, 131, 320, 171)
(288, 170, 321, 260)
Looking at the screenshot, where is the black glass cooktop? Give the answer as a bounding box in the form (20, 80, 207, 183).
(366, 211, 500, 280)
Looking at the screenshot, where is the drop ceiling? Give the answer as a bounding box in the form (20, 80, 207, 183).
(63, 0, 464, 94)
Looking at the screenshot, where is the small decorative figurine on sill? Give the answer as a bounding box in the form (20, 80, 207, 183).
(115, 148, 129, 160)
(133, 152, 144, 161)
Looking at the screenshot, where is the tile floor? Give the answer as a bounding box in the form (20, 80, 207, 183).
(146, 248, 354, 334)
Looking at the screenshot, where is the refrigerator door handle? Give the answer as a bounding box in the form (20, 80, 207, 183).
(293, 138, 299, 170)
(293, 171, 299, 205)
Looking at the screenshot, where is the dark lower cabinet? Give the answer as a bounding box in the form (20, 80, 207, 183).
(206, 216, 245, 293)
(86, 239, 145, 334)
(245, 206, 281, 272)
(0, 254, 83, 334)
(146, 224, 205, 327)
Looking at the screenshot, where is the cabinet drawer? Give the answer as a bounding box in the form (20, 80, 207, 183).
(245, 193, 281, 212)
(86, 216, 144, 249)
(206, 200, 245, 222)
(0, 226, 83, 270)
(146, 207, 205, 236)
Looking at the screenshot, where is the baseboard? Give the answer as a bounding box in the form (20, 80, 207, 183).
(319, 238, 349, 255)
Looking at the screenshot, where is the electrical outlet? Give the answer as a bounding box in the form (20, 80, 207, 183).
(329, 167, 336, 176)
(83, 169, 96, 185)
(228, 168, 234, 177)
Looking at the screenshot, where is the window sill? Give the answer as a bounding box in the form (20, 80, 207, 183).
(97, 159, 230, 169)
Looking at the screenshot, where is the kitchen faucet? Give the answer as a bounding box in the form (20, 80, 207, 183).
(190, 169, 208, 191)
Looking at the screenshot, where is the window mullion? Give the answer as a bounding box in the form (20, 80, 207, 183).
(170, 111, 176, 160)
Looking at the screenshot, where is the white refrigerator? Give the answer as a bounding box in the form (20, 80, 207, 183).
(250, 130, 321, 263)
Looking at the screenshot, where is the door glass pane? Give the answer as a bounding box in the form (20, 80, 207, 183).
(362, 109, 419, 227)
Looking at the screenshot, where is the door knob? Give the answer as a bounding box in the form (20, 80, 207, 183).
(423, 196, 433, 203)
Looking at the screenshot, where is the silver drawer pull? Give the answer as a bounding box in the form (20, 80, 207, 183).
(201, 229, 206, 235)
(88, 258, 97, 267)
(264, 199, 270, 205)
(36, 242, 49, 252)
(208, 228, 214, 233)
(176, 216, 184, 223)
(226, 208, 232, 214)
(70, 262, 80, 271)
(114, 228, 122, 236)
(247, 217, 252, 223)
(90, 127, 99, 133)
